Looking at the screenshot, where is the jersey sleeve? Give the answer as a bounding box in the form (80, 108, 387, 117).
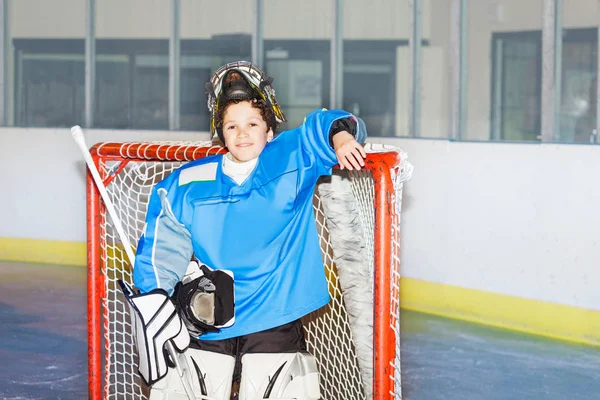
(299, 108, 368, 171)
(133, 174, 193, 295)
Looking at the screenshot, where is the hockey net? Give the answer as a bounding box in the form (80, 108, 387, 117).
(86, 141, 410, 400)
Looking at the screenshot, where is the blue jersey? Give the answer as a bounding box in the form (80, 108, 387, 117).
(133, 109, 367, 340)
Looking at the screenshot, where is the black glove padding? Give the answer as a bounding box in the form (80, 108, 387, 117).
(172, 263, 235, 338)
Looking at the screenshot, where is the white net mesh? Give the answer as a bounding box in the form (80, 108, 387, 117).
(88, 141, 409, 400)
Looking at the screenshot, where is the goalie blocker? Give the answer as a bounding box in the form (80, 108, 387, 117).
(118, 280, 191, 386)
(118, 260, 235, 383)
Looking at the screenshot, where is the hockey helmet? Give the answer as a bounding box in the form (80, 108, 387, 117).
(206, 61, 286, 140)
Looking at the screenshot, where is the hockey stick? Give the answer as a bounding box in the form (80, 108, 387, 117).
(71, 125, 200, 400)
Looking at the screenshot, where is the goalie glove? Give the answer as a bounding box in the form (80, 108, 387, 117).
(119, 280, 190, 386)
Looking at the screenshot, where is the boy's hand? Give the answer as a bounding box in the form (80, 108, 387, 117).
(332, 131, 367, 170)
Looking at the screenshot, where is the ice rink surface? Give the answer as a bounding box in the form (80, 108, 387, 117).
(1, 260, 599, 400)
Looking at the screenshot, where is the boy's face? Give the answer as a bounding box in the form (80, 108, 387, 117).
(222, 101, 273, 163)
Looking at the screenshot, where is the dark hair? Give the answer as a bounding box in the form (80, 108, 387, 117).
(216, 98, 278, 134)
(214, 72, 279, 141)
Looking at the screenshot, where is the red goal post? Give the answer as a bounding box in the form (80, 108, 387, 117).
(86, 141, 407, 400)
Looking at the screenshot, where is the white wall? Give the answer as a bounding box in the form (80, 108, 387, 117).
(10, 0, 86, 38)
(96, 0, 170, 38)
(9, 0, 433, 41)
(181, 0, 253, 39)
(2, 128, 600, 312)
(0, 128, 210, 241)
(386, 137, 600, 311)
(342, 0, 431, 40)
(563, 0, 600, 27)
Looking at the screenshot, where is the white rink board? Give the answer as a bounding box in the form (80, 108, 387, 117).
(1, 128, 600, 312)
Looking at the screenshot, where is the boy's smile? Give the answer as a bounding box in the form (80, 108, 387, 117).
(222, 101, 273, 163)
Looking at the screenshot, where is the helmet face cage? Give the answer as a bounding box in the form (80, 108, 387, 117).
(207, 61, 286, 136)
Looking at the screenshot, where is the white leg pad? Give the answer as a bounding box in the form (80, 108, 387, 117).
(239, 352, 321, 400)
(149, 348, 235, 400)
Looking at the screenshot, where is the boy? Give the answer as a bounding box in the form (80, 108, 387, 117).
(129, 61, 367, 400)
